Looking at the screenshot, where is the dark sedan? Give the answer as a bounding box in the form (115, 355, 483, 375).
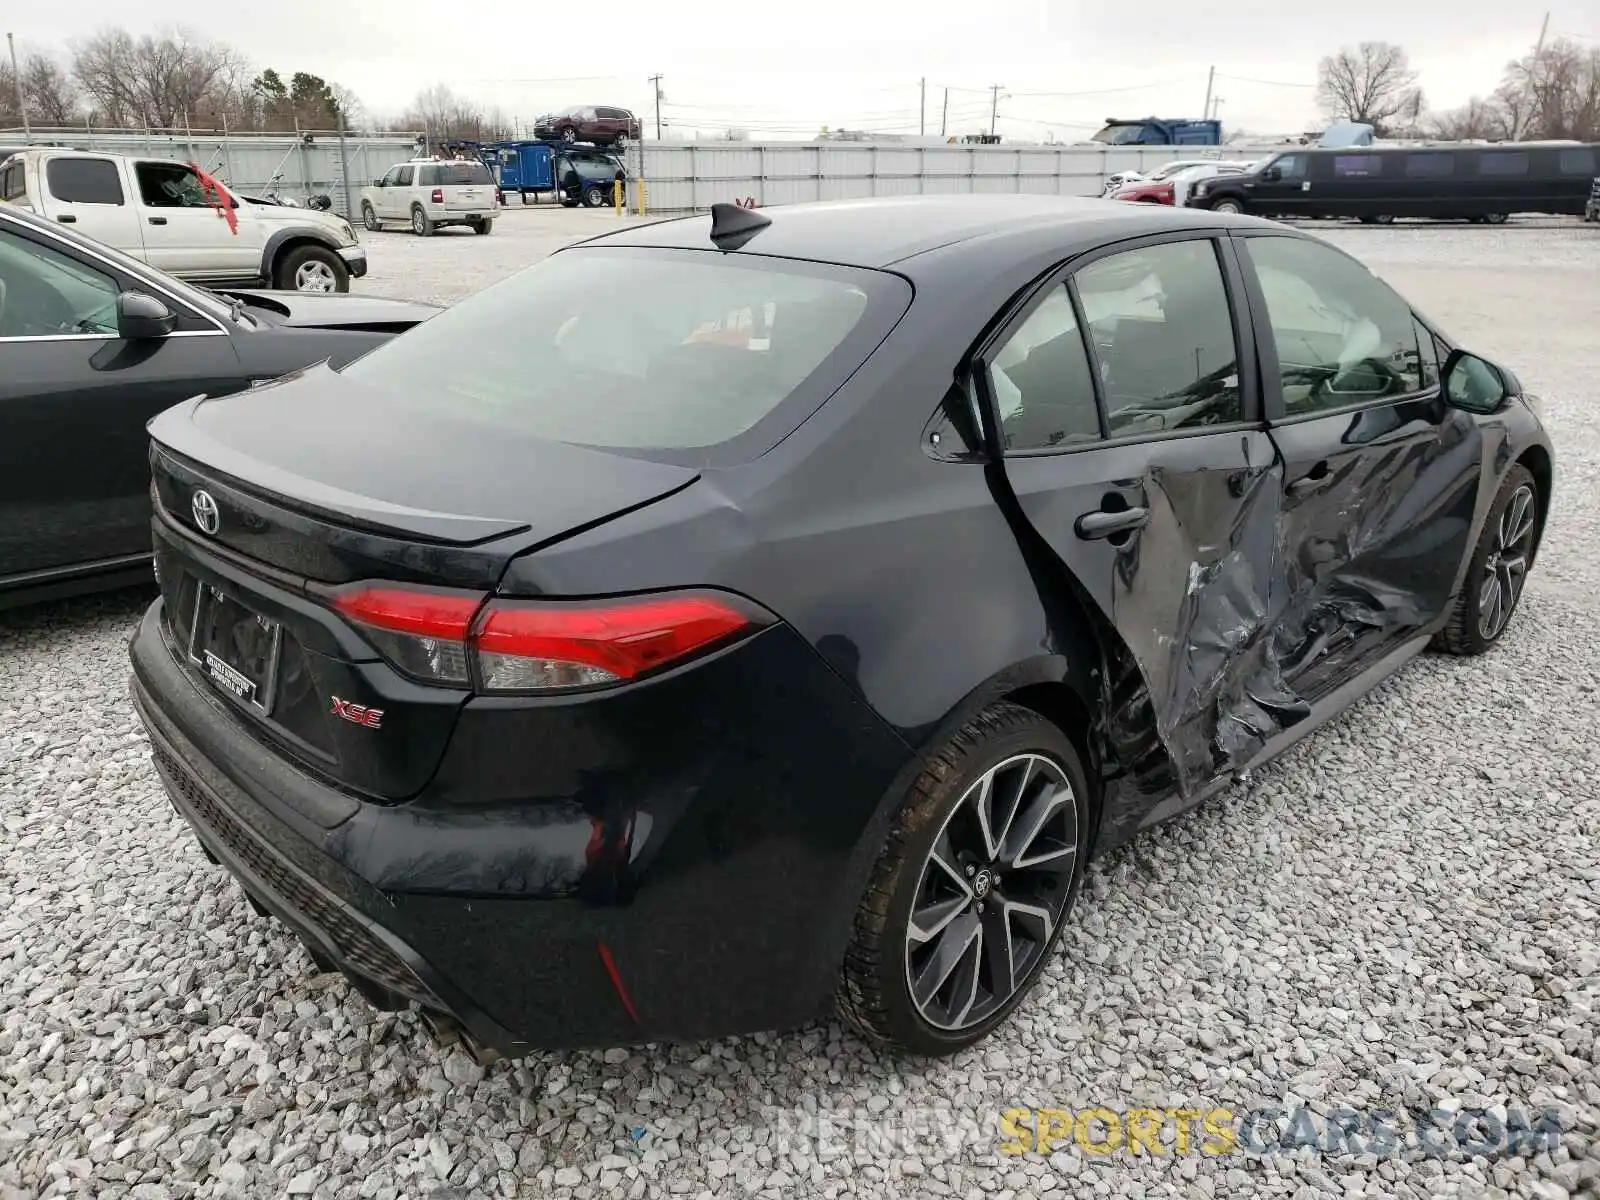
(128, 196, 1553, 1060)
(0, 203, 439, 609)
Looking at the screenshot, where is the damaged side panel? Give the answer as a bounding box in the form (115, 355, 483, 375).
(1000, 395, 1487, 854)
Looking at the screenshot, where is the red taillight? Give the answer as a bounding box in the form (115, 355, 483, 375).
(431, 188, 444, 203)
(331, 585, 483, 686)
(329, 585, 766, 692)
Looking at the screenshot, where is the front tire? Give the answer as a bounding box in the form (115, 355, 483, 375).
(411, 206, 434, 237)
(274, 244, 349, 293)
(1210, 197, 1244, 215)
(583, 183, 608, 207)
(1483, 212, 1509, 225)
(1431, 464, 1539, 657)
(361, 202, 380, 232)
(835, 702, 1088, 1055)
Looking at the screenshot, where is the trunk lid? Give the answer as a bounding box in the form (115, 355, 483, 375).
(146, 365, 700, 801)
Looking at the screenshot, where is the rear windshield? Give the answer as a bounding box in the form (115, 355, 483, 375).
(337, 245, 910, 466)
(419, 162, 494, 186)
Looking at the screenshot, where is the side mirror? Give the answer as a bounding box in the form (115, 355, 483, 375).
(372, 178, 385, 187)
(116, 291, 177, 340)
(1263, 166, 1282, 182)
(1442, 349, 1511, 413)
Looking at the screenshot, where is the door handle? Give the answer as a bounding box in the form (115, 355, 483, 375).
(1075, 507, 1150, 540)
(56, 214, 76, 223)
(148, 216, 167, 225)
(1287, 460, 1333, 497)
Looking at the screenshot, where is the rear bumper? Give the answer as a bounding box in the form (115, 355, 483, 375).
(128, 596, 912, 1052)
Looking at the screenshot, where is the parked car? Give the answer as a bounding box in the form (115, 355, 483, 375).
(554, 150, 627, 208)
(1188, 142, 1600, 223)
(360, 158, 498, 237)
(1586, 175, 1599, 221)
(1112, 163, 1249, 206)
(0, 202, 438, 609)
(1100, 158, 1245, 198)
(129, 195, 1552, 1061)
(0, 148, 368, 292)
(532, 106, 641, 147)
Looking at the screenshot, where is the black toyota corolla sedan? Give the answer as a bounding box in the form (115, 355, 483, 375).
(0, 203, 438, 610)
(128, 195, 1553, 1059)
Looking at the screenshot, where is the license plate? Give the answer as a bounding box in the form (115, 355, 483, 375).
(188, 582, 282, 714)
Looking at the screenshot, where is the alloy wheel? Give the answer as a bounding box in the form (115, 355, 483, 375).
(904, 753, 1079, 1032)
(412, 209, 426, 235)
(1478, 484, 1536, 640)
(294, 261, 337, 292)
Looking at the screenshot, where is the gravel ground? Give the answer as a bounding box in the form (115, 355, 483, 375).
(2, 211, 1598, 1200)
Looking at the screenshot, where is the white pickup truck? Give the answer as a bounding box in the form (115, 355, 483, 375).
(0, 147, 367, 292)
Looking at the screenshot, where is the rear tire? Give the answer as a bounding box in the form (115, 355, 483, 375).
(469, 217, 493, 235)
(1360, 214, 1395, 225)
(411, 205, 433, 237)
(583, 183, 608, 207)
(1483, 212, 1509, 225)
(835, 702, 1089, 1056)
(1430, 464, 1539, 657)
(274, 244, 348, 293)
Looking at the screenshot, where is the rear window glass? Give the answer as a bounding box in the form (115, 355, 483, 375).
(1478, 152, 1529, 176)
(46, 157, 125, 205)
(337, 246, 911, 466)
(419, 162, 494, 186)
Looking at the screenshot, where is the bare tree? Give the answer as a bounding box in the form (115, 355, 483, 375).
(1428, 95, 1513, 141)
(398, 84, 510, 142)
(1503, 37, 1600, 140)
(1, 48, 81, 128)
(1317, 41, 1424, 135)
(70, 27, 250, 130)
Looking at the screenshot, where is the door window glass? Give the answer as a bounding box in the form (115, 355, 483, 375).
(1404, 153, 1455, 178)
(1269, 154, 1307, 181)
(0, 159, 24, 201)
(45, 157, 125, 205)
(987, 285, 1102, 451)
(1477, 152, 1529, 176)
(0, 227, 121, 337)
(1558, 148, 1596, 175)
(395, 166, 414, 186)
(1075, 239, 1244, 436)
(1245, 235, 1423, 416)
(1333, 154, 1384, 178)
(135, 162, 212, 208)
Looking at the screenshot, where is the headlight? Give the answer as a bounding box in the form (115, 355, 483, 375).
(339, 221, 358, 244)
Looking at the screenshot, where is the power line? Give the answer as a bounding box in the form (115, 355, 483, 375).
(1213, 71, 1316, 89)
(1007, 77, 1197, 98)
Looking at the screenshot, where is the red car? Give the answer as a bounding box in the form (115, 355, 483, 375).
(1112, 163, 1249, 207)
(532, 106, 642, 147)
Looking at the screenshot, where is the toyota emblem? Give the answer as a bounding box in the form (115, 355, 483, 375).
(191, 489, 221, 536)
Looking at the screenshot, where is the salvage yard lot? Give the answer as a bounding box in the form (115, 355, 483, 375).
(2, 209, 1598, 1200)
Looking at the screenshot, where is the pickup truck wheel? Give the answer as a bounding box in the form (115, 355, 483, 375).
(411, 206, 434, 236)
(1210, 197, 1244, 215)
(275, 244, 349, 293)
(361, 202, 380, 232)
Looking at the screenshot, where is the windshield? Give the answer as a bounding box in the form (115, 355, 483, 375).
(0, 201, 238, 325)
(1091, 124, 1150, 146)
(336, 245, 912, 467)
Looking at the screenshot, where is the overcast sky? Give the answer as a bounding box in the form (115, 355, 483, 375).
(13, 0, 1598, 139)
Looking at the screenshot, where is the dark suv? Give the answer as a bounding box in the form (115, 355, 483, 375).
(534, 106, 641, 147)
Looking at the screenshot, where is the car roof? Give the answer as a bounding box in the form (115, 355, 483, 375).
(587, 194, 1256, 270)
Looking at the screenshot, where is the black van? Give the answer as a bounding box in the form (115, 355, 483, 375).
(1187, 142, 1600, 223)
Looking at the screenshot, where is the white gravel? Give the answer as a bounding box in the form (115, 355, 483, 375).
(3, 211, 1598, 1200)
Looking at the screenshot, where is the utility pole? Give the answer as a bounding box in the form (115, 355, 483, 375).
(940, 87, 949, 137)
(989, 83, 1004, 139)
(649, 74, 663, 140)
(1202, 65, 1215, 124)
(7, 33, 29, 142)
(920, 77, 926, 137)
(1512, 13, 1549, 140)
